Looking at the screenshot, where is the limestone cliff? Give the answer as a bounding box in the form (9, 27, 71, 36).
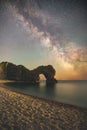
(0, 62, 57, 83)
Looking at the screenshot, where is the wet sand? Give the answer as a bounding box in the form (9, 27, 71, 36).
(0, 86, 87, 130)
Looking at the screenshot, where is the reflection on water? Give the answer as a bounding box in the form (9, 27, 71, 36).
(2, 80, 87, 108)
(55, 82, 87, 108)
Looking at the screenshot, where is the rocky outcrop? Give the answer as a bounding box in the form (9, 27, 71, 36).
(0, 62, 57, 83)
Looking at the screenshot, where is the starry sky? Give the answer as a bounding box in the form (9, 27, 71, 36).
(0, 0, 87, 80)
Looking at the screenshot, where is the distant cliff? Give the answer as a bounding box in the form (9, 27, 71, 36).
(0, 62, 57, 83)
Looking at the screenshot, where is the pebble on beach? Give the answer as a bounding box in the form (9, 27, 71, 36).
(0, 87, 87, 130)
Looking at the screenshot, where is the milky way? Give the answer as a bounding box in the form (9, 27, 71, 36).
(0, 0, 87, 79)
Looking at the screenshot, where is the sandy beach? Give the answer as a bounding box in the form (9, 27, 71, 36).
(0, 86, 87, 130)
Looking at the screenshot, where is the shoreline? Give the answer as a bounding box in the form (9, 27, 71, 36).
(1, 82, 87, 109)
(0, 86, 87, 130)
(1, 84, 87, 109)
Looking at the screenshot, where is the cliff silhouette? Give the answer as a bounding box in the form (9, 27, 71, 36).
(0, 62, 57, 83)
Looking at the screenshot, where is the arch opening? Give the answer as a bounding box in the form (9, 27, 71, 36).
(39, 74, 46, 88)
(39, 74, 46, 81)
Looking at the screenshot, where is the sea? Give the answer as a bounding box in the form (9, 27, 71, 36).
(1, 80, 87, 108)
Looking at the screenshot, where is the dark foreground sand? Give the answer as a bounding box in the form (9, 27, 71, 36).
(0, 86, 87, 130)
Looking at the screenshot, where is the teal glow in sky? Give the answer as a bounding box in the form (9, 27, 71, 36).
(0, 0, 87, 80)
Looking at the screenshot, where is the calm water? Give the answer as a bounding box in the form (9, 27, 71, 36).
(1, 80, 87, 108)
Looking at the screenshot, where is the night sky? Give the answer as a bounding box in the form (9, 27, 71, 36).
(0, 0, 87, 80)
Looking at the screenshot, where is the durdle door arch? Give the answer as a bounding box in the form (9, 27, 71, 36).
(34, 65, 57, 83)
(0, 62, 57, 84)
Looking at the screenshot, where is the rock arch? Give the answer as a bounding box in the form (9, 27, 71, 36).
(32, 65, 57, 83)
(0, 62, 57, 84)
